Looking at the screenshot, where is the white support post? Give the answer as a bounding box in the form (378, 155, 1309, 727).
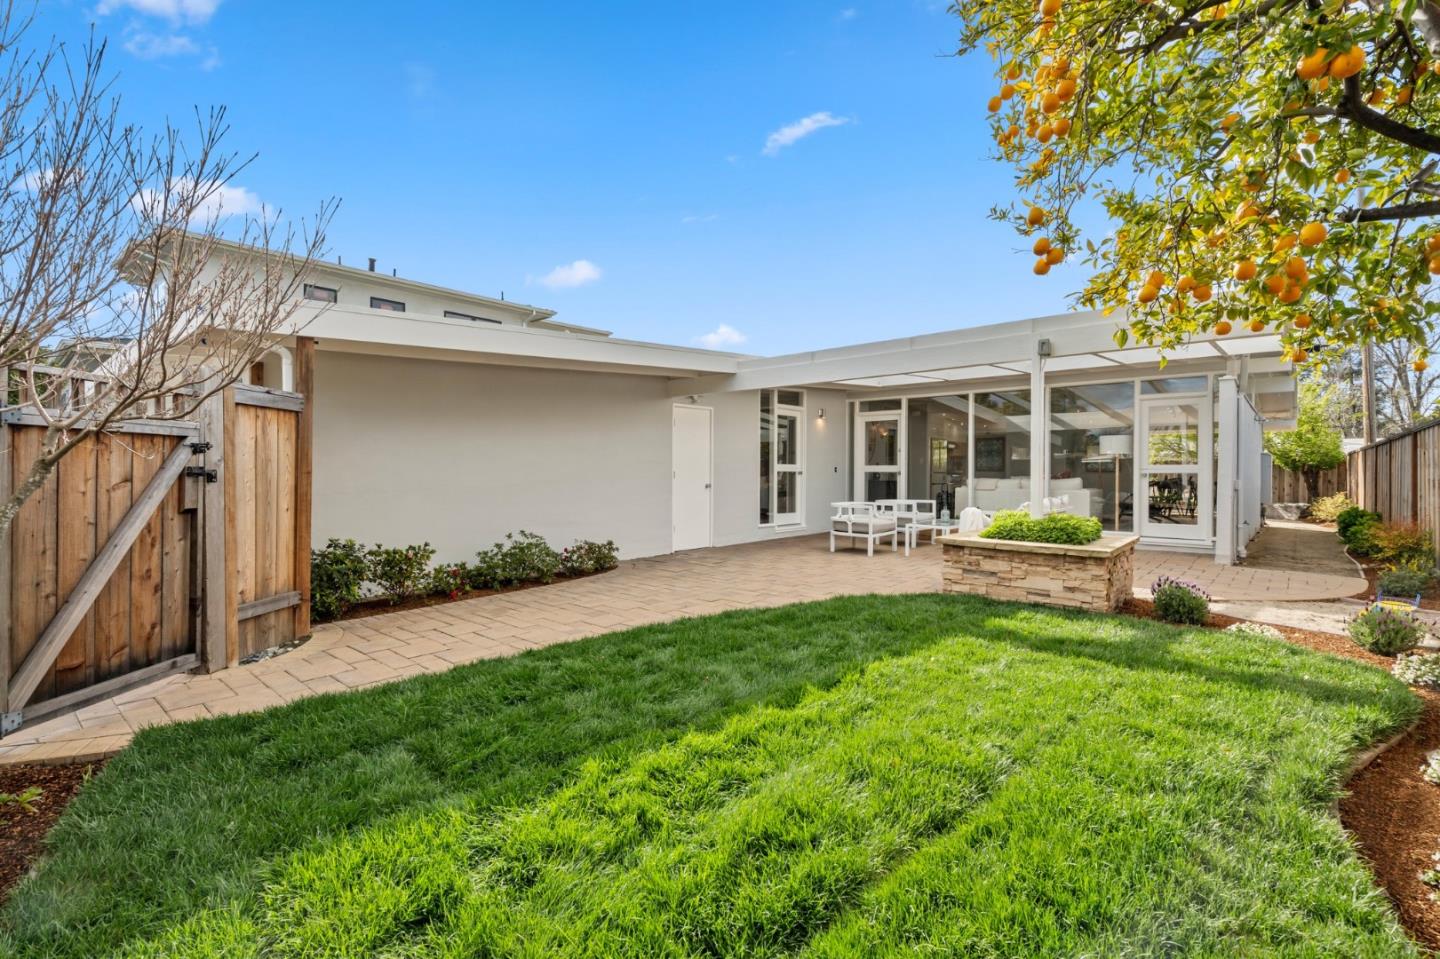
(1029, 340, 1048, 518)
(1215, 375, 1240, 565)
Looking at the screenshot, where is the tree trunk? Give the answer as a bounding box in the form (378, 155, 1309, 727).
(1362, 343, 1377, 444)
(1303, 467, 1320, 504)
(0, 454, 57, 537)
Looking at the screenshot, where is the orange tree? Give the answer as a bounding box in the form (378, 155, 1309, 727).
(950, 0, 1440, 371)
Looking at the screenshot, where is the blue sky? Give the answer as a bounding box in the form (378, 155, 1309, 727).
(38, 0, 1088, 355)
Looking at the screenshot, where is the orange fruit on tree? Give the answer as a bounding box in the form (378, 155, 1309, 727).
(1335, 168, 1351, 184)
(1248, 320, 1266, 333)
(1235, 201, 1260, 221)
(1033, 258, 1051, 275)
(1041, 92, 1061, 113)
(1290, 347, 1309, 363)
(1278, 282, 1303, 304)
(1033, 237, 1052, 255)
(1147, 270, 1167, 288)
(1296, 48, 1329, 80)
(1329, 46, 1365, 79)
(1005, 63, 1021, 80)
(1397, 85, 1414, 104)
(1417, 358, 1430, 372)
(1220, 112, 1240, 132)
(1053, 117, 1072, 136)
(1054, 56, 1071, 73)
(1177, 274, 1196, 293)
(988, 95, 1002, 113)
(1428, 254, 1440, 274)
(1056, 78, 1077, 101)
(1214, 320, 1233, 335)
(1000, 84, 1016, 100)
(1027, 206, 1047, 226)
(1299, 221, 1327, 246)
(1367, 88, 1386, 106)
(1273, 233, 1297, 252)
(1294, 313, 1312, 329)
(1041, 0, 1061, 16)
(1263, 274, 1286, 295)
(1037, 124, 1054, 143)
(1284, 256, 1308, 281)
(1426, 235, 1440, 252)
(1137, 284, 1159, 304)
(1193, 283, 1213, 302)
(1046, 246, 1064, 264)
(1234, 258, 1257, 281)
(1303, 129, 1320, 144)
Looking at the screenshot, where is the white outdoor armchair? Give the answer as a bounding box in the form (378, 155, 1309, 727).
(829, 502, 898, 556)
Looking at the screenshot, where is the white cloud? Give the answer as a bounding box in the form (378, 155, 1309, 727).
(96, 0, 222, 24)
(535, 259, 603, 289)
(123, 31, 199, 58)
(695, 324, 747, 349)
(133, 179, 263, 224)
(839, 7, 859, 19)
(762, 111, 852, 156)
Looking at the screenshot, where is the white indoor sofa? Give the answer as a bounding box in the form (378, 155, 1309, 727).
(953, 477, 1099, 517)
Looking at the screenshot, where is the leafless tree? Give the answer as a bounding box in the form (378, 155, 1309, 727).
(1373, 333, 1440, 435)
(0, 5, 335, 534)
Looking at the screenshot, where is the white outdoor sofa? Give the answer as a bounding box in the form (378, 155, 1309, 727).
(953, 477, 1099, 517)
(829, 502, 899, 556)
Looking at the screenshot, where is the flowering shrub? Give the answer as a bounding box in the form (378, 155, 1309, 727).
(1371, 523, 1436, 569)
(1394, 653, 1440, 689)
(1307, 492, 1354, 524)
(428, 563, 471, 601)
(1379, 563, 1434, 599)
(1348, 605, 1425, 655)
(1223, 621, 1283, 641)
(1151, 577, 1210, 626)
(311, 539, 369, 622)
(560, 540, 620, 577)
(979, 510, 1102, 545)
(366, 543, 436, 605)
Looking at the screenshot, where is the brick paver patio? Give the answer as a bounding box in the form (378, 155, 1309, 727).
(0, 530, 1368, 766)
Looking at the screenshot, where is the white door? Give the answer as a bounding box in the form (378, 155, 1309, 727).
(672, 405, 713, 551)
(1138, 395, 1212, 542)
(855, 411, 903, 501)
(773, 401, 805, 525)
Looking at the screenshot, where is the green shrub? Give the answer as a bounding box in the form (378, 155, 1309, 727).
(428, 563, 472, 600)
(311, 539, 369, 622)
(473, 531, 562, 588)
(560, 539, 620, 576)
(1347, 604, 1425, 655)
(1371, 522, 1435, 568)
(978, 510, 1103, 545)
(1336, 505, 1380, 541)
(366, 543, 436, 605)
(1378, 563, 1433, 599)
(1306, 492, 1354, 523)
(1151, 576, 1210, 625)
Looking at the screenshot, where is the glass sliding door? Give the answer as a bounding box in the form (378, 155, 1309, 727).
(773, 399, 804, 525)
(906, 397, 969, 515)
(856, 409, 902, 501)
(1138, 395, 1212, 541)
(969, 390, 1032, 512)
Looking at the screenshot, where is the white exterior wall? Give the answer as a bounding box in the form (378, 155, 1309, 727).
(312, 352, 848, 562)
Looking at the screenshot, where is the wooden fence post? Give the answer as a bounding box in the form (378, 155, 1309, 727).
(197, 379, 227, 671)
(294, 337, 314, 638)
(0, 374, 10, 718)
(223, 388, 239, 668)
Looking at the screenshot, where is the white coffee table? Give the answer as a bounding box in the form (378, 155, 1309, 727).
(903, 519, 965, 555)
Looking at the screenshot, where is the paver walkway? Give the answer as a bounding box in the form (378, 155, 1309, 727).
(0, 530, 1371, 766)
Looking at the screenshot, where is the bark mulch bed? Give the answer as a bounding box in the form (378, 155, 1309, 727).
(332, 568, 613, 623)
(0, 760, 105, 904)
(1127, 597, 1440, 951)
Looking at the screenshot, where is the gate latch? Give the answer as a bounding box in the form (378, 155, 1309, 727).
(185, 466, 218, 484)
(188, 441, 212, 454)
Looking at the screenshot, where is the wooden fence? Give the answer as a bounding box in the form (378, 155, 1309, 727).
(0, 338, 313, 731)
(1347, 419, 1440, 564)
(1270, 460, 1347, 504)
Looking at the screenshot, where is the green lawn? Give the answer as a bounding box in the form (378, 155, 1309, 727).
(0, 595, 1423, 958)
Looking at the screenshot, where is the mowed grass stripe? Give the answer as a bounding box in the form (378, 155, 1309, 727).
(107, 607, 1421, 958)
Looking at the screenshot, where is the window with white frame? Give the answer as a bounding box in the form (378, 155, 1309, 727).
(758, 389, 806, 524)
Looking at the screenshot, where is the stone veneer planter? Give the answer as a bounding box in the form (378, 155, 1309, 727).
(936, 532, 1139, 613)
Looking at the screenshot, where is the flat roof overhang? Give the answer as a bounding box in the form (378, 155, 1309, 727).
(284, 304, 745, 378)
(665, 308, 1291, 396)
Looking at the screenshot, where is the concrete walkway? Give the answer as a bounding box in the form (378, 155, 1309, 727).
(0, 530, 1372, 766)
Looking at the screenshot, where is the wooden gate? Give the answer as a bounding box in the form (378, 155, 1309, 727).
(0, 338, 314, 731)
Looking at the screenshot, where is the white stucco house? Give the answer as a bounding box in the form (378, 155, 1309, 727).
(245, 253, 1297, 567)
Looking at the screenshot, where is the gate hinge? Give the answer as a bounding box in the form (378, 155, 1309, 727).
(188, 441, 212, 454)
(185, 466, 218, 483)
(1, 712, 22, 735)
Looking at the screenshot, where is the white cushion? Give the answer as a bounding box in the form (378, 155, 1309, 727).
(1051, 477, 1085, 491)
(974, 478, 999, 491)
(995, 478, 1024, 490)
(833, 517, 896, 532)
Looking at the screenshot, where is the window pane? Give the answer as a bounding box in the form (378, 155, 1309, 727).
(1050, 382, 1134, 531)
(776, 414, 799, 466)
(864, 472, 898, 501)
(304, 284, 337, 303)
(1142, 375, 1207, 394)
(973, 390, 1031, 482)
(370, 296, 405, 312)
(777, 390, 804, 407)
(864, 419, 899, 466)
(777, 472, 798, 516)
(859, 399, 902, 412)
(1146, 403, 1201, 465)
(759, 393, 772, 524)
(1146, 472, 1200, 525)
